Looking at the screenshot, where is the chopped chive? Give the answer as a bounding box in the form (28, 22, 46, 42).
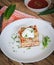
(24, 34, 27, 38)
(11, 35, 17, 40)
(13, 50, 15, 52)
(27, 47, 31, 49)
(13, 35, 17, 39)
(16, 45, 21, 48)
(16, 40, 20, 43)
(30, 30, 33, 33)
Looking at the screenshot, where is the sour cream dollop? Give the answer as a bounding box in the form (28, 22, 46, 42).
(22, 28, 34, 38)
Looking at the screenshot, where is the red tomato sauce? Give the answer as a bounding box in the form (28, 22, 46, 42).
(28, 0, 48, 9)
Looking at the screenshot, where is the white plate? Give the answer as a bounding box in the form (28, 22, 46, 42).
(0, 18, 54, 63)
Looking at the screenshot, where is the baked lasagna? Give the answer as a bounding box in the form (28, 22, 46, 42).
(18, 25, 39, 47)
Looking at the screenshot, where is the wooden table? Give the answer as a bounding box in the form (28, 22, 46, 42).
(0, 0, 54, 65)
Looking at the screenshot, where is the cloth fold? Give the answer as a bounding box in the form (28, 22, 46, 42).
(0, 6, 35, 30)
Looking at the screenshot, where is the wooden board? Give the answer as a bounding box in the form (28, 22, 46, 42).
(0, 0, 54, 65)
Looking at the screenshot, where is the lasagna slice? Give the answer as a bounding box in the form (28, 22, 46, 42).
(18, 25, 39, 48)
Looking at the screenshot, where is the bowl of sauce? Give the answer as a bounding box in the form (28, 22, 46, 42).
(24, 0, 51, 13)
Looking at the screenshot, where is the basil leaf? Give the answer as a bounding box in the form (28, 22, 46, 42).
(42, 36, 51, 48)
(39, 8, 54, 15)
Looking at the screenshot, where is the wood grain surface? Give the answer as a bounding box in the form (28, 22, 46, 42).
(0, 0, 54, 65)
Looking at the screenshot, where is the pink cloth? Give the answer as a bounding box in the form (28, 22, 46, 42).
(0, 6, 35, 30)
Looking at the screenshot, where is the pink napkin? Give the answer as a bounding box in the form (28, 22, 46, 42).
(0, 6, 35, 30)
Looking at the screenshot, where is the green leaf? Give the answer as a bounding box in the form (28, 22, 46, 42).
(39, 8, 54, 15)
(3, 4, 16, 19)
(42, 36, 51, 48)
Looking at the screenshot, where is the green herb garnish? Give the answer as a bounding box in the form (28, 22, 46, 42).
(24, 34, 28, 38)
(30, 30, 33, 33)
(16, 40, 20, 43)
(27, 47, 31, 49)
(11, 35, 17, 40)
(3, 4, 16, 19)
(16, 45, 21, 48)
(39, 8, 54, 15)
(42, 36, 51, 48)
(13, 50, 15, 52)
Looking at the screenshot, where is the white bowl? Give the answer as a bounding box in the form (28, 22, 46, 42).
(24, 0, 51, 13)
